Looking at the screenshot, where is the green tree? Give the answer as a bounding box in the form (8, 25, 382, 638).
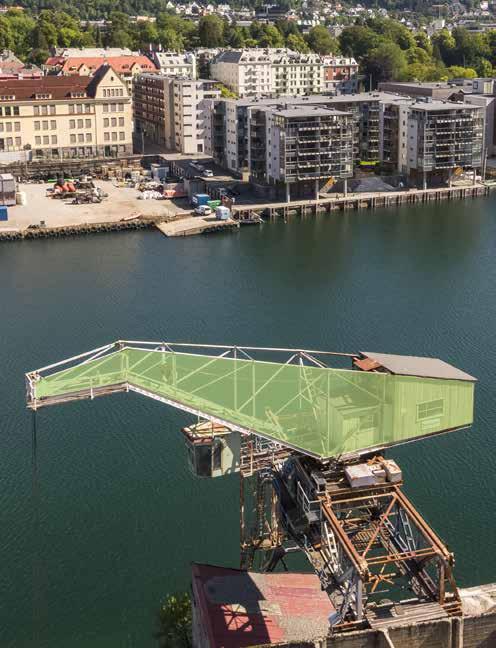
(431, 29, 457, 66)
(157, 593, 191, 648)
(339, 25, 381, 59)
(414, 30, 433, 54)
(364, 41, 408, 85)
(446, 65, 477, 79)
(259, 24, 284, 48)
(198, 15, 224, 47)
(305, 25, 338, 55)
(475, 57, 493, 77)
(287, 33, 310, 53)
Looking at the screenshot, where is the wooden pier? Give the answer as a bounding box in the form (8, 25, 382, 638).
(232, 184, 490, 221)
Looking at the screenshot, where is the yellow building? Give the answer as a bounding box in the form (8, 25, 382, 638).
(0, 65, 133, 161)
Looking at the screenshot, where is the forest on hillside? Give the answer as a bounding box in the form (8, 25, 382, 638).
(3, 7, 494, 86)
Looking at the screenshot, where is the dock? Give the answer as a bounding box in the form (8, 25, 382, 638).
(233, 183, 490, 221)
(155, 216, 239, 237)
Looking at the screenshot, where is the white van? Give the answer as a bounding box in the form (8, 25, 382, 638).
(194, 205, 212, 216)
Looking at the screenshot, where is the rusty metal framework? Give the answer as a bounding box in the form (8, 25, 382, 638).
(238, 445, 461, 630)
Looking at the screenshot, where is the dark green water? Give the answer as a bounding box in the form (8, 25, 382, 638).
(2, 197, 496, 647)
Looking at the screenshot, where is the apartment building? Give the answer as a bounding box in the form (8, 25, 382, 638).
(208, 92, 393, 176)
(149, 51, 197, 79)
(134, 74, 220, 154)
(322, 56, 359, 94)
(210, 49, 324, 98)
(407, 100, 484, 187)
(0, 65, 133, 161)
(248, 104, 354, 201)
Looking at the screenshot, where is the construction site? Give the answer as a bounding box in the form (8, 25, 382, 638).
(24, 341, 496, 647)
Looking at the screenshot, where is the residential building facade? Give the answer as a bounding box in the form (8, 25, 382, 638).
(0, 65, 133, 160)
(149, 51, 197, 79)
(248, 104, 354, 200)
(134, 74, 220, 154)
(210, 49, 324, 97)
(322, 56, 359, 94)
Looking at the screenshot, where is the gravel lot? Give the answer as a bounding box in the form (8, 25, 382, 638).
(0, 181, 192, 231)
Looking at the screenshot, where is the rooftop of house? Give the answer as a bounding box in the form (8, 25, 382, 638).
(45, 55, 158, 75)
(192, 564, 334, 648)
(0, 66, 121, 101)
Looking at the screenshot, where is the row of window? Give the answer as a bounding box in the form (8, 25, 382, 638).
(103, 131, 126, 142)
(35, 135, 58, 145)
(0, 106, 20, 116)
(70, 119, 92, 129)
(104, 117, 125, 128)
(0, 136, 21, 147)
(0, 121, 20, 132)
(103, 103, 126, 113)
(34, 120, 56, 131)
(102, 87, 125, 97)
(70, 133, 93, 143)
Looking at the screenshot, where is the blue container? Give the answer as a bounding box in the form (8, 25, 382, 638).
(0, 206, 8, 221)
(192, 193, 210, 207)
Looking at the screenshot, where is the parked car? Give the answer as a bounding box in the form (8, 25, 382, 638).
(203, 169, 214, 177)
(194, 205, 212, 216)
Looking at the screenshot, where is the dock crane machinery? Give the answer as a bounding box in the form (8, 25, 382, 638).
(26, 340, 476, 633)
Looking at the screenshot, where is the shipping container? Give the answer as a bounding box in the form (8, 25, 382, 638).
(191, 193, 210, 207)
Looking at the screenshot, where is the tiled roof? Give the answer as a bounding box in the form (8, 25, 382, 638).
(0, 72, 101, 101)
(58, 55, 158, 75)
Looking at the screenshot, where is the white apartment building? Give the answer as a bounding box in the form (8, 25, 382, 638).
(0, 64, 133, 161)
(134, 74, 220, 154)
(149, 51, 197, 79)
(210, 48, 324, 97)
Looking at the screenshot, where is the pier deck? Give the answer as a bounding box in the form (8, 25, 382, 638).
(156, 216, 239, 237)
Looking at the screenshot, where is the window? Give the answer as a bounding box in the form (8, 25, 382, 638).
(119, 117, 124, 126)
(85, 104, 91, 113)
(111, 104, 116, 112)
(69, 104, 75, 114)
(78, 133, 84, 142)
(417, 399, 444, 421)
(6, 137, 12, 146)
(34, 121, 40, 131)
(51, 135, 57, 144)
(85, 119, 91, 128)
(111, 131, 117, 141)
(34, 106, 40, 116)
(77, 104, 83, 114)
(41, 105, 47, 115)
(50, 105, 56, 115)
(4, 106, 11, 116)
(103, 118, 109, 127)
(86, 133, 92, 142)
(13, 106, 19, 115)
(35, 136, 41, 145)
(70, 134, 76, 144)
(103, 104, 108, 113)
(111, 117, 116, 127)
(14, 122, 20, 131)
(104, 132, 109, 141)
(50, 120, 56, 130)
(42, 121, 48, 130)
(119, 131, 125, 140)
(43, 135, 49, 144)
(15, 136, 21, 146)
(5, 123, 11, 132)
(77, 119, 83, 128)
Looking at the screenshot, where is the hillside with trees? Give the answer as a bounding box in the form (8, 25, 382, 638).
(0, 7, 492, 84)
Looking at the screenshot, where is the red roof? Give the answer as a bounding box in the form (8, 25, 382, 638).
(0, 71, 104, 100)
(45, 55, 158, 75)
(192, 564, 333, 648)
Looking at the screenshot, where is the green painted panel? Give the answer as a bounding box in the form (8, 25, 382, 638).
(32, 348, 474, 458)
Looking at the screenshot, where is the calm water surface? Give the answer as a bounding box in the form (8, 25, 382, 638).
(2, 197, 496, 647)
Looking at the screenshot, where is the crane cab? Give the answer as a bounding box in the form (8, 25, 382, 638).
(181, 421, 240, 478)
